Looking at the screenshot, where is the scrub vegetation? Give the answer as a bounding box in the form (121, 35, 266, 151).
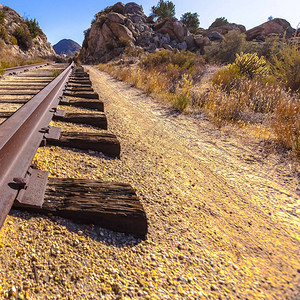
(98, 35, 300, 155)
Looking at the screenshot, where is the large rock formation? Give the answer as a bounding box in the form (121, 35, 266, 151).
(79, 2, 203, 63)
(0, 5, 55, 58)
(79, 2, 297, 63)
(246, 18, 295, 41)
(53, 39, 81, 57)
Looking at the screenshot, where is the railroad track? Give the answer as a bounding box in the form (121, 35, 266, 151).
(2, 62, 51, 76)
(0, 63, 147, 238)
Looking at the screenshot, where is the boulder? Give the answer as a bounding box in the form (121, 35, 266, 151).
(124, 2, 144, 16)
(108, 22, 135, 43)
(194, 35, 211, 48)
(185, 34, 196, 50)
(111, 2, 125, 14)
(107, 12, 126, 24)
(207, 23, 246, 35)
(207, 31, 224, 42)
(128, 14, 146, 24)
(246, 18, 295, 41)
(154, 18, 188, 43)
(178, 41, 187, 50)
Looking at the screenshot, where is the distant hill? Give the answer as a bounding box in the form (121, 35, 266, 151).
(53, 39, 81, 57)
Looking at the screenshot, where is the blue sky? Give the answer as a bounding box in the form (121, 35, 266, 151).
(2, 0, 299, 46)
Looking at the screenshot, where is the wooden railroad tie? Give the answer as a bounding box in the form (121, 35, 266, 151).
(46, 130, 120, 158)
(53, 112, 107, 129)
(59, 97, 104, 111)
(13, 174, 147, 238)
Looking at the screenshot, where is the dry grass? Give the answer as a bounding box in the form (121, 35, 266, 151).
(98, 47, 300, 156)
(0, 46, 44, 74)
(99, 51, 197, 111)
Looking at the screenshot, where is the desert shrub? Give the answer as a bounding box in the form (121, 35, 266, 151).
(212, 52, 269, 93)
(205, 30, 247, 63)
(9, 36, 18, 45)
(141, 50, 198, 73)
(272, 98, 300, 154)
(211, 65, 240, 92)
(244, 36, 281, 60)
(25, 18, 41, 38)
(0, 11, 5, 24)
(271, 41, 300, 91)
(82, 28, 90, 49)
(124, 46, 144, 57)
(233, 52, 269, 78)
(0, 24, 8, 41)
(209, 17, 228, 29)
(173, 74, 193, 110)
(13, 24, 32, 51)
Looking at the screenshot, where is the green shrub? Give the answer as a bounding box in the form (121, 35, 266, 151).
(272, 98, 300, 153)
(180, 12, 200, 33)
(141, 50, 197, 71)
(82, 28, 90, 49)
(9, 36, 18, 45)
(209, 17, 229, 29)
(13, 25, 32, 51)
(271, 41, 300, 91)
(212, 65, 240, 92)
(25, 18, 41, 38)
(0, 11, 5, 24)
(151, 0, 175, 20)
(233, 52, 269, 79)
(0, 24, 8, 41)
(205, 30, 247, 63)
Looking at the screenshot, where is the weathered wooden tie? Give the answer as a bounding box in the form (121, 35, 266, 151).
(13, 178, 147, 238)
(63, 91, 99, 99)
(65, 87, 94, 92)
(53, 112, 107, 129)
(47, 131, 120, 158)
(60, 98, 104, 111)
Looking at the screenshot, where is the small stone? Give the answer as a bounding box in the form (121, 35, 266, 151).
(31, 255, 38, 262)
(9, 286, 17, 297)
(211, 284, 218, 291)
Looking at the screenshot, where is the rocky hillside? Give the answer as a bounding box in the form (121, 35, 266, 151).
(53, 39, 81, 57)
(0, 4, 55, 58)
(79, 2, 296, 63)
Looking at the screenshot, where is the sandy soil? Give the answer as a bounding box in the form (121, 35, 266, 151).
(0, 65, 299, 299)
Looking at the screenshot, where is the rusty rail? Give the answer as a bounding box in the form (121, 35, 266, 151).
(0, 62, 74, 228)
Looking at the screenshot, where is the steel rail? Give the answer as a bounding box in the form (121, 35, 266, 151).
(3, 62, 51, 76)
(0, 62, 74, 228)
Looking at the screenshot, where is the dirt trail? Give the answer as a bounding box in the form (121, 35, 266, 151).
(86, 65, 300, 298)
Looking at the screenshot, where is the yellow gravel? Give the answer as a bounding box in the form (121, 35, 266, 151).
(0, 66, 299, 299)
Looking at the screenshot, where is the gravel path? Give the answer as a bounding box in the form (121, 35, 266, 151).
(0, 66, 299, 299)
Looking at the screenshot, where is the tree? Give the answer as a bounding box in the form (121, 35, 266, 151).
(25, 18, 41, 38)
(181, 12, 200, 33)
(151, 0, 175, 20)
(13, 24, 33, 51)
(209, 17, 228, 29)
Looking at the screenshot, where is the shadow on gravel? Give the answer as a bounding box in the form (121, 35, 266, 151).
(9, 209, 143, 247)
